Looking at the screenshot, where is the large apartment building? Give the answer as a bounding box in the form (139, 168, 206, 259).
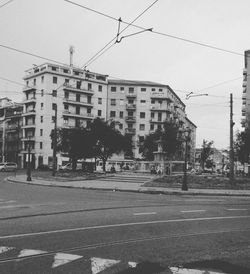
(242, 50, 250, 129)
(15, 63, 196, 169)
(107, 79, 196, 162)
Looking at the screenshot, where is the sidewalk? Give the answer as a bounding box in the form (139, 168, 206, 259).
(7, 175, 250, 197)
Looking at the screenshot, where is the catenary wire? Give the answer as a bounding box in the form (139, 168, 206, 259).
(64, 0, 243, 58)
(80, 0, 159, 68)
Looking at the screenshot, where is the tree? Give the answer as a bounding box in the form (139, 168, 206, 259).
(235, 129, 250, 164)
(52, 127, 95, 170)
(200, 139, 214, 170)
(89, 118, 132, 171)
(141, 120, 182, 161)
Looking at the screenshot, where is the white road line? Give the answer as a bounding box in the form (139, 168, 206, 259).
(226, 208, 248, 211)
(0, 200, 16, 204)
(133, 212, 156, 216)
(1, 215, 250, 240)
(181, 210, 206, 213)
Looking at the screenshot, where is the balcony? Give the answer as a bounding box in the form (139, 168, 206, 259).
(126, 104, 136, 110)
(125, 128, 136, 134)
(22, 123, 36, 129)
(22, 109, 36, 117)
(63, 83, 94, 95)
(149, 119, 164, 124)
(21, 136, 35, 141)
(23, 97, 36, 104)
(126, 93, 136, 98)
(242, 81, 247, 87)
(62, 111, 94, 119)
(63, 98, 93, 107)
(125, 116, 136, 123)
(150, 105, 171, 112)
(23, 85, 36, 92)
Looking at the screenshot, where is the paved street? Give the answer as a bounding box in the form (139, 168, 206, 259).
(1, 171, 250, 273)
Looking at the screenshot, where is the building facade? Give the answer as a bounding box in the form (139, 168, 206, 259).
(16, 63, 196, 169)
(242, 50, 250, 129)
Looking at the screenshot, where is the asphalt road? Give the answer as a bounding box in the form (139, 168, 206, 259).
(0, 171, 250, 273)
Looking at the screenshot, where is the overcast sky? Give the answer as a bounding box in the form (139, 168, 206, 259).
(0, 0, 248, 149)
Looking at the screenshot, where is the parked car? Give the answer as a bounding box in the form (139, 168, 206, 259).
(0, 162, 17, 172)
(59, 163, 82, 171)
(37, 164, 52, 171)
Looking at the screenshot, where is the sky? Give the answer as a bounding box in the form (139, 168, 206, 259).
(0, 0, 248, 149)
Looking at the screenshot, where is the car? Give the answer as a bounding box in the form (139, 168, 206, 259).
(0, 162, 17, 172)
(59, 163, 82, 171)
(37, 164, 52, 171)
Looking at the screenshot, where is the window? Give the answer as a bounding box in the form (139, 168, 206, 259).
(111, 86, 116, 92)
(63, 117, 68, 124)
(40, 142, 43, 149)
(53, 76, 57, 84)
(76, 94, 80, 102)
(40, 116, 43, 123)
(158, 112, 162, 122)
(158, 100, 162, 104)
(76, 81, 81, 89)
(52, 90, 57, 97)
(33, 79, 36, 85)
(120, 111, 123, 118)
(119, 99, 124, 105)
(52, 116, 56, 123)
(65, 79, 69, 84)
(88, 83, 92, 90)
(159, 88, 163, 92)
(151, 112, 155, 118)
(140, 124, 145, 131)
(140, 100, 146, 104)
(52, 103, 57, 111)
(129, 87, 134, 93)
(139, 136, 144, 143)
(151, 88, 155, 91)
(128, 123, 133, 129)
(76, 106, 80, 115)
(119, 124, 123, 130)
(40, 103, 43, 110)
(157, 125, 162, 130)
(151, 99, 155, 104)
(111, 99, 116, 106)
(51, 66, 57, 71)
(110, 111, 116, 117)
(26, 81, 29, 86)
(87, 96, 91, 104)
(128, 111, 133, 117)
(98, 98, 102, 104)
(41, 76, 44, 83)
(140, 112, 145, 119)
(128, 99, 134, 104)
(40, 129, 43, 136)
(98, 110, 102, 116)
(141, 88, 146, 92)
(87, 108, 91, 114)
(120, 87, 124, 91)
(64, 104, 69, 110)
(41, 89, 44, 97)
(150, 124, 154, 131)
(98, 85, 102, 92)
(65, 91, 69, 99)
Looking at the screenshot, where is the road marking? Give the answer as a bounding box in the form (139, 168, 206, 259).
(91, 257, 120, 274)
(52, 253, 82, 268)
(1, 215, 250, 239)
(0, 246, 15, 254)
(170, 266, 224, 274)
(181, 210, 206, 213)
(18, 249, 47, 257)
(133, 212, 156, 216)
(226, 208, 248, 211)
(0, 200, 16, 204)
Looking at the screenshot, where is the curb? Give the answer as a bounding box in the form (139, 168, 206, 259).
(7, 177, 250, 197)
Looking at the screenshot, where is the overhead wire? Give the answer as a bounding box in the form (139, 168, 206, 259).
(64, 0, 243, 58)
(0, 0, 14, 9)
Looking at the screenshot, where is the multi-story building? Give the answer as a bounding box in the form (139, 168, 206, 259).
(242, 50, 250, 129)
(21, 63, 108, 168)
(19, 62, 196, 169)
(107, 79, 196, 164)
(0, 98, 23, 166)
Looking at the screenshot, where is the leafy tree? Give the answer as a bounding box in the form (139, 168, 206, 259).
(88, 118, 132, 171)
(52, 127, 95, 170)
(200, 139, 214, 170)
(235, 129, 250, 164)
(141, 120, 182, 161)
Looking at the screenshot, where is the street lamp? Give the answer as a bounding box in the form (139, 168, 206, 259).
(182, 129, 191, 191)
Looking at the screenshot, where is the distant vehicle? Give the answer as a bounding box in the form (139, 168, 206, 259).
(59, 162, 82, 171)
(0, 162, 17, 172)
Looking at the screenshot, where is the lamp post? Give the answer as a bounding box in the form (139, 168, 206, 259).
(26, 138, 32, 181)
(182, 129, 190, 191)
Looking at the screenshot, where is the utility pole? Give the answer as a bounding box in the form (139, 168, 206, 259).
(52, 104, 57, 176)
(229, 93, 235, 185)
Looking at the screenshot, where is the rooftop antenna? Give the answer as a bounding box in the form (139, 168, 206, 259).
(69, 46, 74, 67)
